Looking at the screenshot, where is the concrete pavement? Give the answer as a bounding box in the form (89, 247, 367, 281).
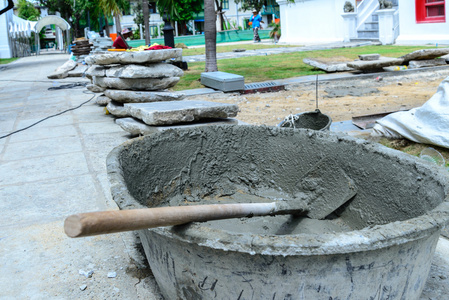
(0, 54, 161, 299)
(0, 51, 448, 299)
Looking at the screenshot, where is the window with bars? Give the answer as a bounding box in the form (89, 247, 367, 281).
(416, 0, 446, 23)
(222, 0, 229, 10)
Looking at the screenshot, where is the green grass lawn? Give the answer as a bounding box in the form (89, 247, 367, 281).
(174, 45, 436, 91)
(181, 43, 300, 56)
(0, 58, 19, 65)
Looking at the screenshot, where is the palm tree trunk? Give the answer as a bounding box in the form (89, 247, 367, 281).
(143, 0, 151, 45)
(114, 14, 121, 33)
(104, 14, 110, 37)
(204, 0, 217, 72)
(214, 0, 224, 31)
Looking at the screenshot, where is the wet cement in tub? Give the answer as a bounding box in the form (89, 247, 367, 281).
(108, 125, 449, 299)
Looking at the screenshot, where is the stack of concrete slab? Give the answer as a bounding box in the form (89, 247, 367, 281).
(346, 48, 449, 72)
(85, 49, 241, 136)
(90, 36, 113, 54)
(71, 40, 93, 61)
(399, 48, 449, 69)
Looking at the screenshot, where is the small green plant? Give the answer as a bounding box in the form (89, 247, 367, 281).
(269, 22, 281, 42)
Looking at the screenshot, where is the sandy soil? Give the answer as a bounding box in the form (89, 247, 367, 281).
(191, 68, 449, 126)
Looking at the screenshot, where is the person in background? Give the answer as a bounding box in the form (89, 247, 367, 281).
(113, 28, 132, 49)
(249, 10, 264, 43)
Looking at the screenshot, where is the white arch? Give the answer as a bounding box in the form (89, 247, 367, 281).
(35, 15, 70, 33)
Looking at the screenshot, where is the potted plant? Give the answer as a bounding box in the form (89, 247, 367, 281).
(269, 22, 281, 43)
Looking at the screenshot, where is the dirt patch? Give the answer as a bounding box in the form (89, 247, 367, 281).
(190, 69, 449, 126)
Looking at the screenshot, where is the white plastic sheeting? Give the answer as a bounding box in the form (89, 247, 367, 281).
(372, 76, 449, 148)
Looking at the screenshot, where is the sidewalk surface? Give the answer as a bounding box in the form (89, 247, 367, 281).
(1, 46, 448, 299)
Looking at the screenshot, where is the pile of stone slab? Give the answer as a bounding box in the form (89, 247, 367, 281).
(90, 36, 113, 54)
(47, 59, 88, 79)
(85, 49, 240, 136)
(303, 48, 449, 73)
(71, 39, 93, 60)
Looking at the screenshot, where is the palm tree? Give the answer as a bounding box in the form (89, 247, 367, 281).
(142, 0, 150, 45)
(157, 0, 217, 72)
(204, 0, 217, 72)
(99, 0, 123, 33)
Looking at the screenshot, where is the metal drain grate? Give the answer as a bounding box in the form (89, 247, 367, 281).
(242, 82, 285, 94)
(244, 82, 278, 89)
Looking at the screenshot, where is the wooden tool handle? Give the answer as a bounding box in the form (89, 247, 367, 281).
(64, 202, 276, 238)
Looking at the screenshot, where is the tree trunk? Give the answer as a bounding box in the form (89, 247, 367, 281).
(114, 14, 121, 33)
(143, 0, 151, 45)
(104, 14, 110, 37)
(204, 0, 218, 72)
(214, 0, 224, 31)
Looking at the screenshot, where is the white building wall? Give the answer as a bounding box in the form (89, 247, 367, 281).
(396, 0, 449, 45)
(276, 0, 348, 44)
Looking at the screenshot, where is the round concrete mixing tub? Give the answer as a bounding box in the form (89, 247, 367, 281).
(107, 126, 449, 300)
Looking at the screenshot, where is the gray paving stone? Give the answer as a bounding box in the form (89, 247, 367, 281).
(104, 89, 185, 103)
(408, 58, 447, 69)
(125, 100, 239, 125)
(358, 54, 380, 61)
(106, 101, 130, 117)
(94, 94, 112, 106)
(3, 136, 83, 161)
(85, 49, 182, 65)
(116, 117, 239, 136)
(77, 121, 125, 135)
(0, 152, 89, 185)
(7, 125, 78, 143)
(400, 48, 449, 63)
(86, 84, 106, 93)
(303, 58, 354, 72)
(67, 64, 88, 77)
(16, 113, 75, 129)
(93, 76, 180, 91)
(0, 111, 19, 132)
(347, 57, 404, 71)
(0, 175, 100, 226)
(105, 63, 184, 79)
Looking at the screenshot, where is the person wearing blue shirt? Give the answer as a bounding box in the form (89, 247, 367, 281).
(249, 10, 264, 43)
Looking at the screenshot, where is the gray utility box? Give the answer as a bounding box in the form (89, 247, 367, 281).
(201, 71, 245, 92)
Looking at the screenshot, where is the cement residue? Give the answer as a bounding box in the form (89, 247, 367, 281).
(324, 86, 380, 98)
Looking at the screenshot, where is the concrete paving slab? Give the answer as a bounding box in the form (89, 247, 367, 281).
(0, 223, 158, 299)
(2, 136, 83, 161)
(125, 100, 239, 125)
(0, 152, 89, 185)
(77, 121, 126, 135)
(0, 175, 100, 227)
(6, 125, 77, 143)
(16, 113, 75, 129)
(7, 124, 78, 143)
(82, 133, 129, 173)
(0, 111, 19, 132)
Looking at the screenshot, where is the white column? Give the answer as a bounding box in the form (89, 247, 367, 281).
(174, 21, 178, 36)
(139, 23, 143, 39)
(341, 12, 357, 42)
(0, 1, 12, 58)
(376, 9, 395, 45)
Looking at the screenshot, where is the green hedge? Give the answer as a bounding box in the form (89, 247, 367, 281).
(127, 29, 271, 47)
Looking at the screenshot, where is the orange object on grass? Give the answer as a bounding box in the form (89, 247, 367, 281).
(275, 19, 280, 24)
(110, 33, 117, 41)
